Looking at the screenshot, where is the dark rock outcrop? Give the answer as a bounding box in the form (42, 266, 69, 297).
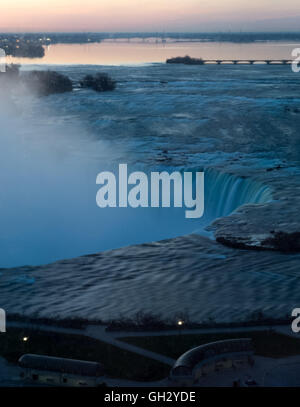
(22, 70, 73, 96)
(262, 231, 300, 252)
(217, 231, 300, 253)
(80, 73, 116, 92)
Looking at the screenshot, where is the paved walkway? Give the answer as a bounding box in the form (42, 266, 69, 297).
(7, 321, 175, 366)
(6, 321, 296, 369)
(192, 355, 300, 387)
(3, 321, 299, 387)
(86, 325, 175, 366)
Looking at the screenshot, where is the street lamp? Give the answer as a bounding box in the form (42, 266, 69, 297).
(177, 319, 184, 335)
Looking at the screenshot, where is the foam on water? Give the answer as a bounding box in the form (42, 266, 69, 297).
(201, 168, 272, 221)
(0, 63, 299, 322)
(0, 105, 272, 268)
(0, 73, 274, 268)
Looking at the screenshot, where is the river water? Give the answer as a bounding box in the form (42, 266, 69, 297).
(6, 40, 300, 65)
(1, 42, 300, 322)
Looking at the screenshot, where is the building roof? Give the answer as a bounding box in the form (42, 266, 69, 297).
(171, 338, 254, 375)
(18, 354, 104, 377)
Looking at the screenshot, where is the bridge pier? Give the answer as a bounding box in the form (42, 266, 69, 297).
(171, 58, 292, 65)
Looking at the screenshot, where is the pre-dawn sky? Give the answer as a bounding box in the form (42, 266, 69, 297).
(1, 0, 300, 32)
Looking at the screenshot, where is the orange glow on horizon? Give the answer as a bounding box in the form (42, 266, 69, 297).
(1, 0, 300, 32)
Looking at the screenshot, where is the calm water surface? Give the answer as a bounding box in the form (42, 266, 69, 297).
(7, 41, 300, 65)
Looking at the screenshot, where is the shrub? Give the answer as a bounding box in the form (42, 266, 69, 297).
(166, 55, 204, 65)
(80, 73, 116, 92)
(23, 70, 73, 96)
(14, 43, 45, 58)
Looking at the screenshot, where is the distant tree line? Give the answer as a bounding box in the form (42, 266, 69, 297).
(0, 38, 44, 58)
(1, 32, 300, 48)
(166, 56, 204, 65)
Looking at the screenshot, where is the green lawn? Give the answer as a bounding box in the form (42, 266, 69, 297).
(120, 330, 300, 359)
(0, 328, 169, 381)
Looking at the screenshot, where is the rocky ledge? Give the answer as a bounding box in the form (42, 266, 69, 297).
(211, 166, 300, 252)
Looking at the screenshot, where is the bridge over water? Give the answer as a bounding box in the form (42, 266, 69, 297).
(201, 59, 293, 65)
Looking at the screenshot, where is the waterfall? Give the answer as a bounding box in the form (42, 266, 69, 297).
(0, 160, 272, 267)
(203, 168, 272, 221)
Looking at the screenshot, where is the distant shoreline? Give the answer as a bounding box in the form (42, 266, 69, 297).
(2, 32, 300, 48)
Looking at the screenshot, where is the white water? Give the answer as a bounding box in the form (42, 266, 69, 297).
(202, 168, 272, 221)
(0, 66, 275, 269)
(0, 103, 272, 269)
(1, 63, 299, 325)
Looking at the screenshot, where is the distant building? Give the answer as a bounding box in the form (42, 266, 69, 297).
(19, 354, 105, 387)
(170, 338, 254, 386)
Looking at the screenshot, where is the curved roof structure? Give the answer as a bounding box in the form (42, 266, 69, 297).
(171, 338, 254, 376)
(19, 354, 104, 377)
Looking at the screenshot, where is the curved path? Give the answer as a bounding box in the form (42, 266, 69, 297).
(7, 321, 175, 366)
(7, 321, 295, 364)
(3, 321, 298, 387)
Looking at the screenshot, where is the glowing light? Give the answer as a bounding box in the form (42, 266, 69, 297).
(0, 0, 299, 32)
